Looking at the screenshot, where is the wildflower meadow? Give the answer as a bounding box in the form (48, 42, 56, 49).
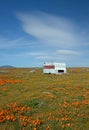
(0, 67, 89, 130)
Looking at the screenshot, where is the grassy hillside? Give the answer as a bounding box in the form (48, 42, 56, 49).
(0, 68, 89, 130)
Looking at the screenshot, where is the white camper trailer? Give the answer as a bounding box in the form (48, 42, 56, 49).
(43, 62, 66, 74)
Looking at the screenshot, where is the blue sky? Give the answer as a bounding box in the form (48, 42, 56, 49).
(0, 0, 89, 67)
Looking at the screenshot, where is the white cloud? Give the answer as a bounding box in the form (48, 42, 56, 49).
(36, 56, 51, 60)
(28, 52, 45, 56)
(16, 11, 78, 48)
(1, 11, 88, 67)
(57, 49, 80, 55)
(0, 35, 38, 50)
(16, 11, 89, 66)
(0, 36, 23, 49)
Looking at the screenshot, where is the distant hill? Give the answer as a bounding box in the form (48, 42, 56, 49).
(0, 65, 15, 68)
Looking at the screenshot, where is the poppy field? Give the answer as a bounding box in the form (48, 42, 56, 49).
(0, 67, 89, 130)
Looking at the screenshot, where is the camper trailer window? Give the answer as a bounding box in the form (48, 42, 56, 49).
(58, 70, 64, 73)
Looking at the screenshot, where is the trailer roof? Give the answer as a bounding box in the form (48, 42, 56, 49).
(44, 62, 66, 65)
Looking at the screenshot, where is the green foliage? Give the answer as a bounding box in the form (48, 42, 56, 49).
(77, 95, 85, 101)
(29, 98, 40, 108)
